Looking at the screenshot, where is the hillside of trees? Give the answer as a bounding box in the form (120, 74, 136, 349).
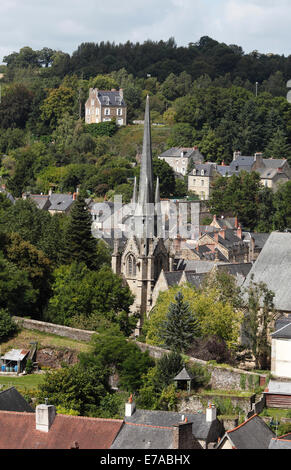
(1, 36, 291, 203)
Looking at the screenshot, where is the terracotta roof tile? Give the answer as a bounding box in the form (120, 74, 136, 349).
(0, 411, 123, 449)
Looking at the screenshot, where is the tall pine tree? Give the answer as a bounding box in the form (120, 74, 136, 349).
(61, 194, 98, 270)
(159, 291, 200, 353)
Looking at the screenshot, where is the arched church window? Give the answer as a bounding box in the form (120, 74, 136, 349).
(127, 254, 136, 277)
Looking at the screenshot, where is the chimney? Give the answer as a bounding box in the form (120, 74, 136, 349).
(73, 192, 77, 201)
(48, 188, 53, 197)
(234, 217, 239, 229)
(172, 422, 201, 449)
(233, 151, 241, 161)
(254, 152, 264, 168)
(214, 232, 219, 243)
(206, 403, 217, 423)
(125, 394, 136, 417)
(236, 226, 242, 239)
(36, 399, 56, 432)
(119, 88, 124, 99)
(219, 229, 226, 239)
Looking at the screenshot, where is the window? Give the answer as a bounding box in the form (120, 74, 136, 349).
(127, 255, 136, 277)
(96, 108, 99, 115)
(117, 108, 122, 116)
(105, 108, 110, 116)
(201, 180, 204, 186)
(91, 99, 95, 106)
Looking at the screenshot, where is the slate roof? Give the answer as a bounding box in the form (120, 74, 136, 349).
(0, 387, 33, 413)
(164, 271, 183, 286)
(242, 232, 270, 250)
(269, 437, 291, 449)
(110, 422, 176, 449)
(116, 409, 223, 444)
(263, 158, 287, 169)
(220, 414, 275, 449)
(97, 90, 126, 107)
(29, 194, 51, 210)
(159, 147, 204, 162)
(183, 272, 205, 288)
(229, 156, 254, 174)
(273, 315, 291, 336)
(48, 193, 74, 212)
(271, 322, 291, 339)
(243, 232, 291, 312)
(0, 411, 123, 449)
(175, 259, 224, 273)
(216, 263, 253, 279)
(173, 367, 194, 381)
(191, 163, 216, 176)
(216, 165, 231, 177)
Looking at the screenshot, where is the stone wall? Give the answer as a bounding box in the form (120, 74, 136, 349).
(136, 341, 267, 392)
(13, 317, 267, 392)
(177, 393, 255, 416)
(13, 317, 95, 343)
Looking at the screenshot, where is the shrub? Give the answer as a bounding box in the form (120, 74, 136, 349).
(0, 309, 17, 341)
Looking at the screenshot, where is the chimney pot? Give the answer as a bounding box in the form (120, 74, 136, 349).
(125, 397, 136, 417)
(206, 404, 217, 423)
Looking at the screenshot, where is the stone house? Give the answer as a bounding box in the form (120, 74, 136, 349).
(158, 146, 204, 177)
(188, 163, 220, 200)
(216, 151, 291, 191)
(197, 227, 249, 263)
(85, 88, 127, 126)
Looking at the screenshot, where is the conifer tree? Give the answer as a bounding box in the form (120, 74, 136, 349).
(159, 291, 200, 353)
(61, 193, 98, 270)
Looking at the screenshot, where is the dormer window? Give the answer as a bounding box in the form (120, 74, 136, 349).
(115, 96, 122, 105)
(201, 169, 205, 176)
(103, 96, 110, 105)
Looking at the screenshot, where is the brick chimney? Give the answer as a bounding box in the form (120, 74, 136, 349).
(125, 394, 136, 417)
(236, 226, 242, 239)
(36, 399, 56, 432)
(219, 229, 226, 239)
(206, 403, 217, 423)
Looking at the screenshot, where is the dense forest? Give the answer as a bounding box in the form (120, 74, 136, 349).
(1, 36, 291, 202)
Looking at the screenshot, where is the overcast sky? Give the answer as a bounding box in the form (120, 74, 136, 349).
(0, 0, 290, 63)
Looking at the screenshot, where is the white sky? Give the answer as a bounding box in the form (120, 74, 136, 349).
(0, 0, 290, 63)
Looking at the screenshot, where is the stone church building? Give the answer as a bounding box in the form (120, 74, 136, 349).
(111, 96, 173, 331)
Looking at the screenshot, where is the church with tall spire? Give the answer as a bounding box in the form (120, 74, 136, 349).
(111, 96, 171, 332)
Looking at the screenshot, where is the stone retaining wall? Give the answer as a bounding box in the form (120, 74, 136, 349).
(13, 317, 267, 392)
(13, 317, 95, 343)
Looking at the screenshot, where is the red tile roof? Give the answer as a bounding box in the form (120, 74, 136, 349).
(0, 411, 123, 449)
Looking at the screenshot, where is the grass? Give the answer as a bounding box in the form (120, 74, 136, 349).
(200, 389, 254, 398)
(0, 328, 91, 355)
(0, 373, 45, 391)
(260, 408, 291, 419)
